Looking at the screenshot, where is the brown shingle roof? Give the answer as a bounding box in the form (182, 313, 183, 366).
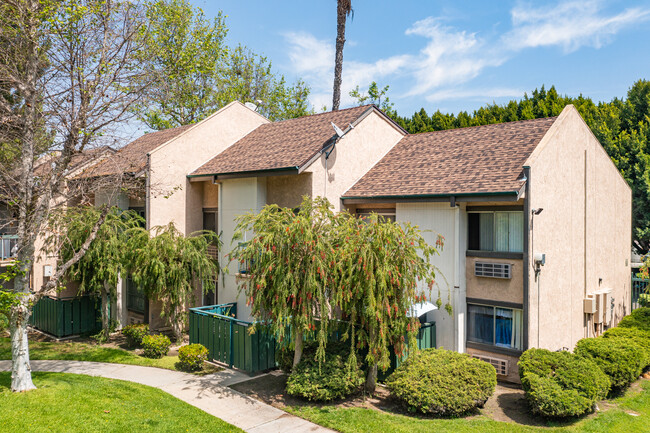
(191, 105, 373, 177)
(34, 146, 114, 177)
(344, 117, 557, 198)
(80, 124, 193, 178)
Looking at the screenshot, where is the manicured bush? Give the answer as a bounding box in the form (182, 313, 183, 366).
(286, 342, 364, 402)
(122, 323, 149, 348)
(385, 348, 496, 416)
(618, 307, 650, 332)
(178, 344, 209, 371)
(574, 337, 644, 390)
(141, 334, 171, 359)
(603, 327, 650, 369)
(518, 348, 610, 417)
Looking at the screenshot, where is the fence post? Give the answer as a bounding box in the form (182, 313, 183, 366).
(229, 319, 234, 368)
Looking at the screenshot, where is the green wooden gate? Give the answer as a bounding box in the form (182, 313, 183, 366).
(30, 295, 102, 338)
(631, 275, 648, 311)
(189, 304, 276, 374)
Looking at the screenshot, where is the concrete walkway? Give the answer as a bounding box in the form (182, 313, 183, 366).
(0, 360, 334, 433)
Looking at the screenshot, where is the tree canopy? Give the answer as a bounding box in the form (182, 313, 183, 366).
(135, 0, 311, 129)
(380, 80, 650, 253)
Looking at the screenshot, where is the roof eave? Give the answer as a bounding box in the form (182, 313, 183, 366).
(188, 166, 300, 181)
(341, 190, 522, 204)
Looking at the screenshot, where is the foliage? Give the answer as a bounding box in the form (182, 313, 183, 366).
(574, 337, 645, 390)
(517, 348, 610, 417)
(602, 326, 650, 369)
(231, 197, 339, 366)
(385, 348, 496, 416)
(639, 294, 650, 308)
(135, 0, 310, 129)
(178, 344, 209, 371)
(122, 323, 150, 348)
(141, 334, 171, 359)
(618, 307, 650, 332)
(387, 81, 650, 252)
(90, 320, 118, 344)
(127, 223, 220, 341)
(349, 81, 393, 112)
(286, 342, 364, 401)
(0, 372, 243, 432)
(334, 211, 446, 391)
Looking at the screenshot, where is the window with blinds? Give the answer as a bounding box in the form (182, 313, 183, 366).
(468, 211, 523, 253)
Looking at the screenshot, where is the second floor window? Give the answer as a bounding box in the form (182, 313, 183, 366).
(468, 211, 523, 253)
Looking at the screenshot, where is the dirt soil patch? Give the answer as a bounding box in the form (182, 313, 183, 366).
(230, 371, 547, 425)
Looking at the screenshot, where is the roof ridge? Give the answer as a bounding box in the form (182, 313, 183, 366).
(259, 104, 374, 127)
(405, 115, 558, 138)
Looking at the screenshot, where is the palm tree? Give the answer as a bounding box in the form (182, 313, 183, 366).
(332, 0, 352, 111)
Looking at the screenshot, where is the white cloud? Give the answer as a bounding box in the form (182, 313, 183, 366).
(504, 0, 650, 52)
(283, 1, 650, 110)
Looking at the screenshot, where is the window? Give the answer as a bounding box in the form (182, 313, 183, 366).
(203, 209, 218, 259)
(467, 303, 522, 350)
(468, 211, 523, 253)
(126, 277, 146, 314)
(128, 207, 146, 228)
(356, 208, 396, 223)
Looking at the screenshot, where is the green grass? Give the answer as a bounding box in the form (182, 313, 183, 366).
(0, 372, 242, 433)
(0, 337, 219, 374)
(287, 380, 650, 433)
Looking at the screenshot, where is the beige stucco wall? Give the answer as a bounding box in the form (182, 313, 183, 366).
(526, 106, 632, 351)
(466, 257, 524, 304)
(202, 182, 219, 208)
(266, 173, 312, 209)
(148, 102, 268, 235)
(307, 111, 404, 211)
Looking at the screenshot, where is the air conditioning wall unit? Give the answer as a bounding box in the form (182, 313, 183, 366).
(475, 262, 512, 279)
(591, 288, 613, 326)
(584, 296, 597, 314)
(472, 354, 508, 376)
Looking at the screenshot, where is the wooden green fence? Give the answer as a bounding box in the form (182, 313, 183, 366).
(189, 303, 436, 375)
(632, 275, 648, 311)
(189, 304, 276, 374)
(30, 295, 102, 338)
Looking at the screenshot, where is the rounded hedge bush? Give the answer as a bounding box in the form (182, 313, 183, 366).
(574, 337, 644, 390)
(142, 334, 171, 359)
(178, 344, 209, 371)
(385, 348, 496, 416)
(286, 342, 364, 402)
(618, 307, 650, 332)
(602, 327, 650, 369)
(122, 323, 149, 348)
(518, 348, 610, 417)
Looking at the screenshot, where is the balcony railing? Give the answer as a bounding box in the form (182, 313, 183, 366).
(0, 235, 17, 260)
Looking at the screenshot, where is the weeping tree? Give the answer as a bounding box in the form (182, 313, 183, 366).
(333, 212, 448, 393)
(127, 223, 220, 341)
(231, 196, 339, 369)
(44, 206, 145, 340)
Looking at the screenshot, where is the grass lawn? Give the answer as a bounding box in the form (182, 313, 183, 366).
(287, 380, 650, 433)
(0, 372, 241, 433)
(0, 337, 219, 374)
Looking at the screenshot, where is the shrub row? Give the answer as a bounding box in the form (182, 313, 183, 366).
(122, 323, 149, 348)
(574, 337, 645, 390)
(386, 349, 496, 416)
(142, 334, 171, 359)
(518, 349, 609, 417)
(286, 342, 364, 402)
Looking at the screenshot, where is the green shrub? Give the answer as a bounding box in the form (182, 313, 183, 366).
(603, 327, 650, 369)
(518, 348, 610, 417)
(0, 314, 7, 333)
(286, 342, 364, 401)
(618, 307, 650, 331)
(639, 294, 650, 308)
(574, 337, 644, 390)
(141, 334, 171, 359)
(385, 348, 496, 416)
(178, 344, 209, 371)
(122, 323, 149, 348)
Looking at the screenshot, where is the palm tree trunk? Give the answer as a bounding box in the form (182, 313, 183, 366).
(332, 0, 352, 111)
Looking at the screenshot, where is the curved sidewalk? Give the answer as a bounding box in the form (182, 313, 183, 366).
(0, 360, 333, 433)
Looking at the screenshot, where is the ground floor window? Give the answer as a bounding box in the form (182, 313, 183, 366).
(126, 277, 146, 314)
(467, 303, 522, 350)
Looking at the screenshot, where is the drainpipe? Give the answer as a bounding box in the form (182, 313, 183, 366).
(522, 166, 531, 350)
(145, 154, 151, 231)
(453, 203, 462, 352)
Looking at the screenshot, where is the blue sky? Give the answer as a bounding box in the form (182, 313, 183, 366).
(192, 0, 650, 116)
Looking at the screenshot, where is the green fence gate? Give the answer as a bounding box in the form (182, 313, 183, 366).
(30, 295, 103, 338)
(189, 304, 276, 374)
(189, 303, 436, 376)
(632, 275, 648, 311)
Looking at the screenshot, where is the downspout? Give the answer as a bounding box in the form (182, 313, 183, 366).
(453, 203, 462, 352)
(145, 154, 151, 231)
(523, 166, 531, 350)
